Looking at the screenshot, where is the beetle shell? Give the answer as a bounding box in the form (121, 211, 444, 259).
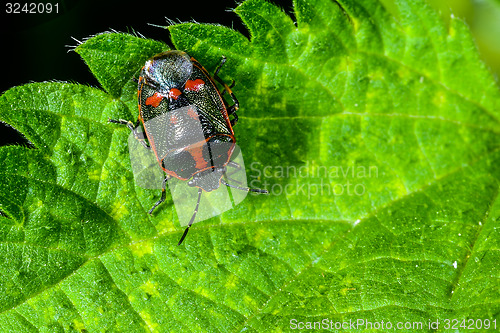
(137, 51, 235, 185)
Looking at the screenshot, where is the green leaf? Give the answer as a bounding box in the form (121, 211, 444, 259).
(75, 33, 168, 98)
(1, 0, 499, 331)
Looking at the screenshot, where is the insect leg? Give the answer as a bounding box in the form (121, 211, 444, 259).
(220, 80, 235, 96)
(223, 161, 242, 185)
(177, 188, 203, 245)
(108, 118, 151, 149)
(220, 178, 268, 194)
(213, 56, 239, 126)
(229, 112, 238, 127)
(148, 174, 171, 215)
(214, 55, 227, 77)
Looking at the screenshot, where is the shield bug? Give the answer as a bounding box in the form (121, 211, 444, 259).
(109, 50, 267, 245)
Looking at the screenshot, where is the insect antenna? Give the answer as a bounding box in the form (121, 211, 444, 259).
(177, 188, 203, 245)
(220, 179, 269, 194)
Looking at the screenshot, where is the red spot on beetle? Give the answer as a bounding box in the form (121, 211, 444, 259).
(170, 114, 179, 124)
(169, 88, 182, 100)
(187, 107, 199, 120)
(146, 92, 163, 108)
(184, 79, 205, 92)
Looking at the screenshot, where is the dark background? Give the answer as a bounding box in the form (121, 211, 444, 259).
(0, 0, 292, 147)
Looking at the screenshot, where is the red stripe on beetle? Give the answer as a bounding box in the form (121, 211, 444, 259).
(184, 79, 205, 92)
(146, 92, 163, 108)
(189, 145, 208, 169)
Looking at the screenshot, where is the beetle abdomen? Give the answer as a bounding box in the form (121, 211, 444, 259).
(161, 136, 235, 180)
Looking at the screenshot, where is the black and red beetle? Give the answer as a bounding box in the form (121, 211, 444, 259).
(109, 50, 267, 245)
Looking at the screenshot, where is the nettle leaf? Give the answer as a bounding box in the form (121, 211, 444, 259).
(1, 0, 499, 331)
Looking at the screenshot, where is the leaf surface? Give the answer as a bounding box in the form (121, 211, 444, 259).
(0, 0, 499, 331)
